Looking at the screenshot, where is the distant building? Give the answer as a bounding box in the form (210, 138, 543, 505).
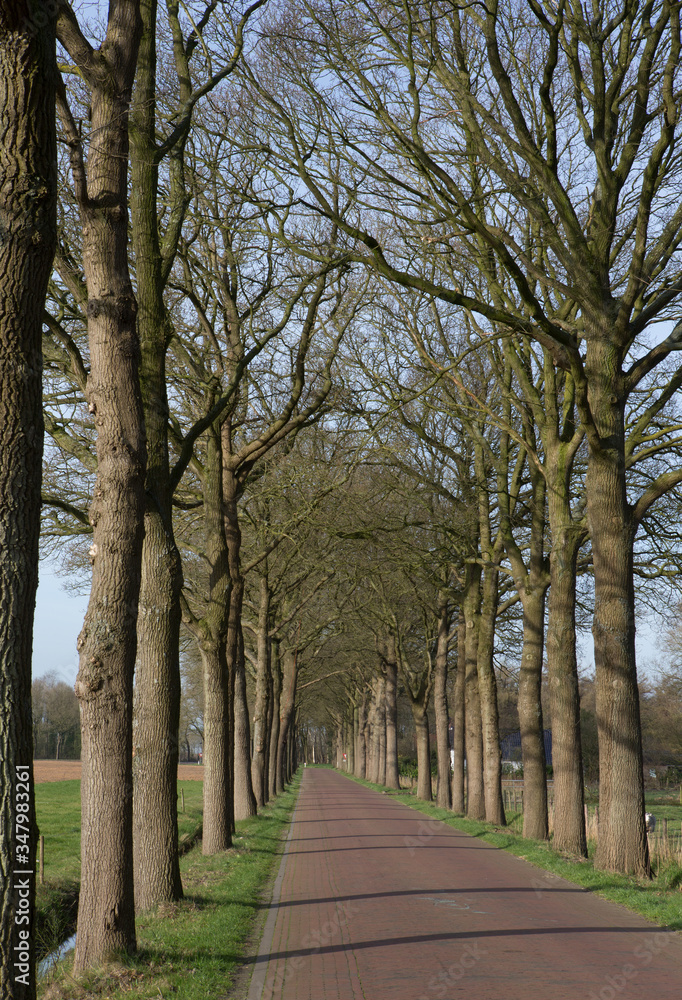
(500, 730, 553, 769)
(446, 724, 554, 771)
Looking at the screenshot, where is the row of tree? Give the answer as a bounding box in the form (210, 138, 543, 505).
(32, 674, 80, 760)
(3, 3, 682, 997)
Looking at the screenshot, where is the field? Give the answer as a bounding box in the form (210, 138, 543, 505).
(38, 775, 300, 999)
(33, 761, 204, 783)
(35, 773, 205, 966)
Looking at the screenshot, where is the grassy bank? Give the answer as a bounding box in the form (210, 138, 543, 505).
(39, 775, 300, 999)
(35, 780, 205, 963)
(342, 771, 682, 932)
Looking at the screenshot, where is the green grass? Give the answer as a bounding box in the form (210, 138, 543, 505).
(35, 780, 205, 962)
(36, 782, 82, 885)
(643, 795, 682, 826)
(343, 773, 682, 932)
(39, 775, 300, 999)
(35, 781, 82, 962)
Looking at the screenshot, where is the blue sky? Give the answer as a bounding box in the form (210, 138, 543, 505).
(33, 561, 87, 685)
(32, 558, 665, 689)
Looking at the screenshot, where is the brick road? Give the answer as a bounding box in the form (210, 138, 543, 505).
(247, 767, 682, 1000)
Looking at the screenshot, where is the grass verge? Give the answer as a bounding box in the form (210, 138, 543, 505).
(36, 780, 205, 964)
(39, 774, 300, 999)
(341, 771, 682, 932)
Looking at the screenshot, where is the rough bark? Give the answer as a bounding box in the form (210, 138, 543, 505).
(57, 0, 146, 971)
(131, 510, 182, 910)
(251, 569, 271, 809)
(200, 641, 230, 854)
(346, 708, 355, 774)
(233, 626, 257, 819)
(0, 9, 56, 996)
(546, 482, 587, 856)
(413, 706, 432, 802)
(194, 424, 231, 855)
(496, 419, 549, 840)
(366, 677, 380, 784)
(355, 691, 367, 779)
(477, 559, 505, 826)
(376, 674, 386, 785)
(287, 720, 296, 781)
(276, 647, 298, 793)
(517, 586, 549, 840)
(403, 655, 433, 802)
(130, 0, 182, 913)
(585, 336, 649, 876)
(463, 564, 484, 820)
(268, 638, 281, 799)
(405, 680, 431, 802)
(262, 647, 273, 802)
(379, 638, 400, 789)
(451, 616, 466, 813)
(223, 442, 257, 821)
(433, 600, 451, 809)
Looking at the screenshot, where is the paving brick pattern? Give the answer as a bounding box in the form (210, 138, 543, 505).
(249, 768, 682, 1000)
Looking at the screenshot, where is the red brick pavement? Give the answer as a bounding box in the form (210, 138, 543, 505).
(247, 768, 682, 1000)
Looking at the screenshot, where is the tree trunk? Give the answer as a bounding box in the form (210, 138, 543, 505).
(367, 677, 380, 784)
(287, 716, 296, 781)
(451, 616, 465, 813)
(463, 564, 485, 820)
(223, 447, 256, 821)
(496, 418, 549, 841)
(412, 702, 432, 802)
(585, 335, 649, 876)
(366, 688, 376, 782)
(355, 691, 367, 778)
(262, 649, 273, 803)
(546, 500, 587, 856)
(130, 0, 182, 913)
(403, 654, 433, 802)
(346, 708, 355, 774)
(132, 513, 183, 909)
(233, 626, 257, 819)
(268, 639, 281, 799)
(200, 642, 231, 853)
(433, 600, 452, 809)
(251, 570, 271, 809)
(476, 550, 506, 826)
(195, 424, 232, 854)
(276, 647, 297, 793)
(65, 1, 145, 971)
(376, 675, 386, 786)
(0, 11, 56, 996)
(517, 586, 549, 840)
(381, 638, 400, 789)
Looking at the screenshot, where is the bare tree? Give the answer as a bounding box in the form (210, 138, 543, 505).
(56, 0, 145, 968)
(130, 0, 265, 914)
(246, 0, 682, 876)
(0, 6, 57, 997)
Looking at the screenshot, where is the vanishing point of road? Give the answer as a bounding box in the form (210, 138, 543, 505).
(246, 768, 682, 1000)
